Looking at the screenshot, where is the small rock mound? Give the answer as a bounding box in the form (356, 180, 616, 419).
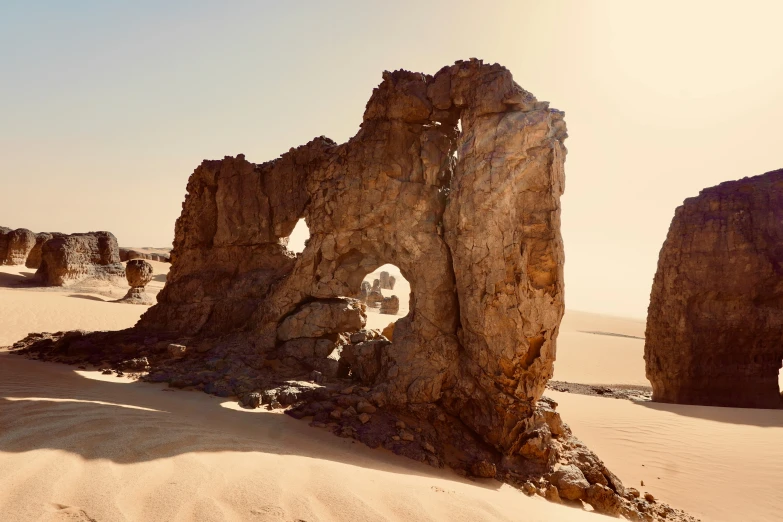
(117, 259, 155, 305)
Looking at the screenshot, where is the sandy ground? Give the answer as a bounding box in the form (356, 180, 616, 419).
(1, 263, 782, 521)
(0, 354, 612, 522)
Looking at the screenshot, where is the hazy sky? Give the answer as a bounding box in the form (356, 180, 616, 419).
(2, 1, 782, 318)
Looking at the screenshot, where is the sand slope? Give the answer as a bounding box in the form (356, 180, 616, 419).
(553, 390, 783, 522)
(0, 354, 611, 522)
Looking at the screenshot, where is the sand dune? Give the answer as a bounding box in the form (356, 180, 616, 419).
(0, 354, 611, 522)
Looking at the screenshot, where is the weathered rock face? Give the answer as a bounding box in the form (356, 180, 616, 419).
(379, 295, 400, 315)
(36, 231, 125, 286)
(645, 169, 783, 408)
(0, 228, 36, 265)
(25, 232, 56, 269)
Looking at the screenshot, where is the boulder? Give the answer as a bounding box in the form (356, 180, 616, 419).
(118, 259, 155, 305)
(379, 295, 399, 315)
(645, 169, 783, 408)
(379, 271, 391, 289)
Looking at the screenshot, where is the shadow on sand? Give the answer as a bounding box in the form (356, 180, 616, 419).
(0, 271, 40, 288)
(0, 354, 499, 491)
(67, 294, 110, 302)
(635, 399, 783, 428)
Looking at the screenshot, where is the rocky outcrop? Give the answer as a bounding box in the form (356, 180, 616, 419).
(388, 275, 396, 290)
(646, 169, 783, 408)
(119, 248, 170, 263)
(7, 60, 694, 520)
(36, 231, 125, 286)
(379, 295, 399, 315)
(25, 232, 57, 269)
(379, 271, 391, 289)
(118, 259, 155, 305)
(0, 228, 36, 265)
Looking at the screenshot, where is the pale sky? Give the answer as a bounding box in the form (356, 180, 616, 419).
(2, 1, 782, 318)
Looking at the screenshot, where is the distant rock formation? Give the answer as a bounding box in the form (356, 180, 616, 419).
(379, 271, 391, 289)
(0, 228, 36, 265)
(118, 259, 155, 305)
(36, 231, 125, 286)
(379, 295, 399, 315)
(8, 60, 695, 521)
(366, 279, 384, 307)
(119, 248, 171, 263)
(357, 280, 371, 303)
(388, 275, 396, 290)
(25, 232, 57, 269)
(646, 169, 783, 409)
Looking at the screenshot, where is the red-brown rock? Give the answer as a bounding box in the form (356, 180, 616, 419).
(645, 169, 783, 408)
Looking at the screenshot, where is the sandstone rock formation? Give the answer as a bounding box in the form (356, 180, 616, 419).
(0, 228, 36, 265)
(25, 232, 57, 269)
(36, 231, 125, 286)
(388, 275, 396, 290)
(118, 259, 155, 305)
(119, 247, 170, 263)
(646, 169, 783, 408)
(365, 279, 384, 308)
(357, 280, 371, 303)
(379, 271, 391, 289)
(379, 295, 399, 315)
(7, 60, 694, 520)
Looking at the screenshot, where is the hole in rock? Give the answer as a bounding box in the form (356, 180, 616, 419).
(286, 218, 310, 254)
(358, 263, 411, 333)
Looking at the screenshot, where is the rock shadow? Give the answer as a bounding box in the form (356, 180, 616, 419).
(635, 399, 783, 428)
(0, 355, 500, 491)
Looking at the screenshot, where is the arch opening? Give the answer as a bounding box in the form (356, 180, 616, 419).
(357, 263, 411, 334)
(284, 218, 310, 254)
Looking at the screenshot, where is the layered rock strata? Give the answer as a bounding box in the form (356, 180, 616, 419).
(645, 169, 783, 408)
(7, 60, 694, 520)
(36, 231, 125, 286)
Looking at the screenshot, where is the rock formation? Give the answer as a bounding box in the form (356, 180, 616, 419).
(379, 271, 391, 289)
(357, 280, 371, 303)
(379, 295, 399, 315)
(36, 231, 125, 286)
(0, 228, 36, 265)
(646, 169, 783, 409)
(366, 279, 384, 307)
(119, 248, 171, 263)
(25, 232, 57, 269)
(388, 275, 396, 290)
(118, 259, 155, 305)
(7, 60, 694, 520)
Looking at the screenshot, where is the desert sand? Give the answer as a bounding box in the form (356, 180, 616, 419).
(1, 263, 781, 521)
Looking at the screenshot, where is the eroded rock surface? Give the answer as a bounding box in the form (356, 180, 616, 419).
(646, 169, 783, 408)
(36, 231, 125, 286)
(0, 228, 36, 265)
(25, 232, 57, 269)
(118, 259, 155, 305)
(8, 60, 694, 520)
